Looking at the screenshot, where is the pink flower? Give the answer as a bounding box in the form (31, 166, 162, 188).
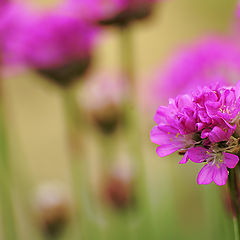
(20, 13, 97, 69)
(0, 3, 35, 68)
(150, 94, 199, 162)
(150, 81, 240, 185)
(188, 147, 239, 185)
(0, 6, 98, 85)
(150, 37, 240, 105)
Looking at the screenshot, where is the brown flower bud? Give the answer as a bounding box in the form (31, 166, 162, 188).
(34, 183, 72, 238)
(102, 164, 135, 210)
(79, 73, 127, 134)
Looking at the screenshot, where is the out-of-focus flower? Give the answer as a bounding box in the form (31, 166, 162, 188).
(79, 73, 127, 133)
(62, 0, 161, 26)
(150, 81, 240, 186)
(0, 6, 98, 86)
(34, 183, 72, 238)
(0, 3, 35, 69)
(102, 163, 135, 209)
(150, 37, 240, 106)
(237, 1, 240, 18)
(21, 12, 97, 86)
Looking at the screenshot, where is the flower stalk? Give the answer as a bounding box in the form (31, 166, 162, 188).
(0, 80, 18, 240)
(61, 87, 85, 240)
(228, 166, 240, 240)
(120, 26, 135, 96)
(119, 25, 156, 239)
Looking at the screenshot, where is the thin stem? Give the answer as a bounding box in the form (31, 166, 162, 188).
(0, 81, 18, 240)
(233, 217, 240, 240)
(119, 26, 155, 240)
(61, 88, 84, 240)
(228, 168, 240, 240)
(120, 26, 135, 97)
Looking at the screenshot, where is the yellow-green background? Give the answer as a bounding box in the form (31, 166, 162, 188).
(1, 0, 238, 239)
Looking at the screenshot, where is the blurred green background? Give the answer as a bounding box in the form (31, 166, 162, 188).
(0, 0, 238, 239)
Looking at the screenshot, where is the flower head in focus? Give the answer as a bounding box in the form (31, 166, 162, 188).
(150, 81, 240, 186)
(150, 37, 240, 106)
(62, 0, 161, 27)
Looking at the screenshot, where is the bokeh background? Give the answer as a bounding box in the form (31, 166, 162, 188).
(0, 0, 238, 239)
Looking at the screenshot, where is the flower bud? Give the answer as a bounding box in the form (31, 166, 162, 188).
(79, 73, 127, 134)
(33, 183, 72, 238)
(102, 163, 135, 209)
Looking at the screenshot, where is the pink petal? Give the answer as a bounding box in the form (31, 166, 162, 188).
(153, 106, 170, 124)
(150, 126, 166, 145)
(156, 145, 180, 157)
(150, 125, 180, 145)
(188, 147, 210, 163)
(197, 164, 214, 185)
(223, 153, 239, 168)
(213, 165, 228, 186)
(208, 126, 229, 142)
(179, 151, 189, 164)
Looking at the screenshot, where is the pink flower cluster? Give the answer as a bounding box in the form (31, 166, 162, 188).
(0, 2, 97, 73)
(151, 82, 240, 185)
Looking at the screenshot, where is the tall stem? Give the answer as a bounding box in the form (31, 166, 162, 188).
(119, 26, 154, 240)
(120, 26, 135, 96)
(228, 167, 240, 240)
(0, 80, 18, 240)
(61, 88, 84, 240)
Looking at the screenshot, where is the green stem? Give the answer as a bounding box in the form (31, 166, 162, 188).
(233, 217, 240, 240)
(119, 26, 155, 240)
(228, 168, 240, 240)
(61, 88, 85, 240)
(120, 26, 135, 96)
(0, 83, 18, 240)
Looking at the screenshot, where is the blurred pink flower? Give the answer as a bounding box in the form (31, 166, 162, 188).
(0, 3, 35, 68)
(150, 37, 240, 106)
(20, 13, 97, 70)
(0, 6, 98, 85)
(237, 1, 240, 18)
(62, 0, 161, 26)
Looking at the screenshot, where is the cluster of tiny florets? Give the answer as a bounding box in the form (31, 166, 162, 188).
(151, 82, 240, 185)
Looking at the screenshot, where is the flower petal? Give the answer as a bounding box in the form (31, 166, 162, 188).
(208, 126, 230, 142)
(223, 153, 239, 168)
(156, 144, 180, 157)
(197, 164, 214, 185)
(213, 164, 228, 186)
(153, 106, 169, 124)
(179, 151, 189, 164)
(188, 147, 211, 163)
